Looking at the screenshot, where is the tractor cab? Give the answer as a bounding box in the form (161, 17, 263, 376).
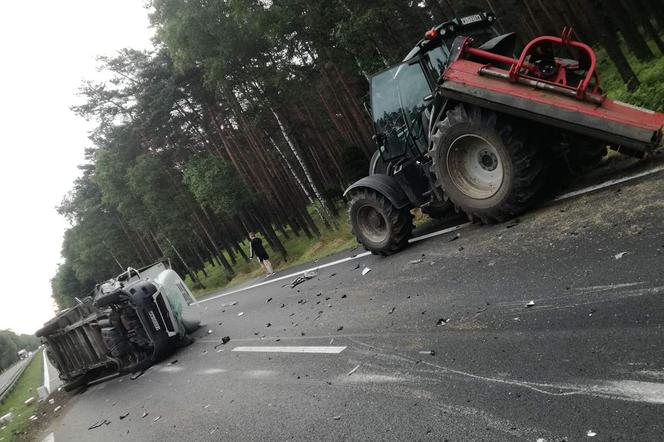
(370, 12, 502, 166)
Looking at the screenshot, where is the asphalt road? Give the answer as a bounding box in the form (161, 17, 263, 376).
(42, 165, 664, 442)
(0, 358, 31, 400)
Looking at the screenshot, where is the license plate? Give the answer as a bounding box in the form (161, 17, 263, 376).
(461, 14, 482, 25)
(147, 310, 161, 331)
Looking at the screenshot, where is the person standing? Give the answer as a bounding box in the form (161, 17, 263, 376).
(249, 232, 274, 276)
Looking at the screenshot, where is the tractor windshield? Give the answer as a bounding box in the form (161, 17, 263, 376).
(371, 62, 431, 160)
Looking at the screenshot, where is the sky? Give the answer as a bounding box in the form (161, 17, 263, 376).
(0, 1, 154, 334)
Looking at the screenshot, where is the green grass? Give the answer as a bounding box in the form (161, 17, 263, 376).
(597, 42, 664, 111)
(187, 212, 357, 297)
(0, 352, 43, 441)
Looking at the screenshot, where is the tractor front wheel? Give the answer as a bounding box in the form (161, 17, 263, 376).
(431, 105, 545, 223)
(348, 189, 413, 255)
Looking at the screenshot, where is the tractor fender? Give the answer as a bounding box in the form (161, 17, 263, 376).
(343, 175, 411, 210)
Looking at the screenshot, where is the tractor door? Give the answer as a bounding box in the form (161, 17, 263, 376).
(370, 60, 432, 161)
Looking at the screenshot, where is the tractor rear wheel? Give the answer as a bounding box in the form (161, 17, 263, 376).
(348, 189, 413, 255)
(431, 104, 545, 223)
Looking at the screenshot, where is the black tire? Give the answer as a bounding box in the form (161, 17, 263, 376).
(348, 189, 413, 255)
(430, 104, 545, 223)
(554, 139, 607, 177)
(93, 289, 124, 309)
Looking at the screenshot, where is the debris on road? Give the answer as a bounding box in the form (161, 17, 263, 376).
(153, 416, 161, 422)
(409, 259, 423, 265)
(291, 277, 307, 288)
(448, 233, 461, 242)
(266, 297, 272, 303)
(54, 406, 62, 413)
(329, 273, 337, 278)
(614, 252, 628, 260)
(237, 312, 244, 316)
(88, 419, 109, 430)
(526, 301, 536, 307)
(436, 318, 448, 326)
(388, 307, 396, 314)
(332, 415, 341, 420)
(506, 219, 520, 228)
(266, 323, 272, 328)
(142, 411, 149, 418)
(213, 336, 231, 349)
(280, 303, 286, 308)
(587, 430, 597, 437)
(347, 365, 360, 376)
(337, 326, 344, 332)
(304, 270, 318, 279)
(168, 359, 178, 365)
(207, 329, 213, 334)
(419, 350, 435, 356)
(341, 294, 347, 299)
(119, 412, 130, 420)
(362, 267, 371, 276)
(130, 370, 145, 381)
(230, 301, 238, 306)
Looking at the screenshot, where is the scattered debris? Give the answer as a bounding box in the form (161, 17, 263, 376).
(589, 308, 597, 317)
(24, 397, 35, 405)
(207, 329, 213, 334)
(329, 338, 334, 345)
(53, 406, 62, 413)
(388, 307, 396, 314)
(362, 267, 372, 276)
(142, 411, 149, 418)
(436, 318, 448, 326)
(130, 370, 145, 381)
(213, 336, 231, 348)
(587, 430, 597, 437)
(448, 233, 460, 242)
(458, 247, 465, 251)
(28, 415, 38, 422)
(266, 323, 272, 328)
(614, 252, 628, 260)
(341, 294, 347, 299)
(347, 365, 360, 376)
(88, 419, 109, 430)
(280, 303, 286, 308)
(409, 259, 423, 265)
(119, 412, 130, 420)
(303, 270, 318, 279)
(237, 312, 244, 317)
(153, 416, 161, 422)
(352, 263, 360, 270)
(0, 413, 14, 424)
(329, 273, 337, 278)
(337, 326, 344, 332)
(266, 297, 272, 303)
(419, 350, 435, 356)
(230, 301, 238, 306)
(291, 277, 307, 288)
(168, 359, 178, 365)
(506, 219, 520, 228)
(48, 398, 55, 405)
(332, 415, 341, 420)
(526, 300, 536, 307)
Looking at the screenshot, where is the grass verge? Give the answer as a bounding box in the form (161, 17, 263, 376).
(0, 352, 43, 441)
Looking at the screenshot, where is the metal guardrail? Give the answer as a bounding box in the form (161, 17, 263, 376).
(0, 352, 37, 404)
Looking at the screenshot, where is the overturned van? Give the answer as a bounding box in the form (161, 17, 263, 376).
(36, 262, 202, 391)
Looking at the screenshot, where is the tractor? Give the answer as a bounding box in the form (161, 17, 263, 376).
(345, 11, 664, 255)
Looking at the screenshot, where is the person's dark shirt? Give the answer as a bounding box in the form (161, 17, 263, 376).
(250, 237, 268, 259)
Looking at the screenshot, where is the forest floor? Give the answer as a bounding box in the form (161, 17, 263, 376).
(0, 351, 43, 441)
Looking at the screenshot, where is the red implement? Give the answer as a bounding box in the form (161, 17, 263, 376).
(441, 34, 664, 151)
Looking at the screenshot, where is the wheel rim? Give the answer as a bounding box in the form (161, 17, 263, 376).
(446, 134, 504, 199)
(356, 205, 389, 244)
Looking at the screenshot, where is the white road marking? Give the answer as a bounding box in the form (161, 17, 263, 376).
(232, 346, 347, 354)
(42, 349, 51, 394)
(554, 164, 664, 202)
(198, 165, 664, 305)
